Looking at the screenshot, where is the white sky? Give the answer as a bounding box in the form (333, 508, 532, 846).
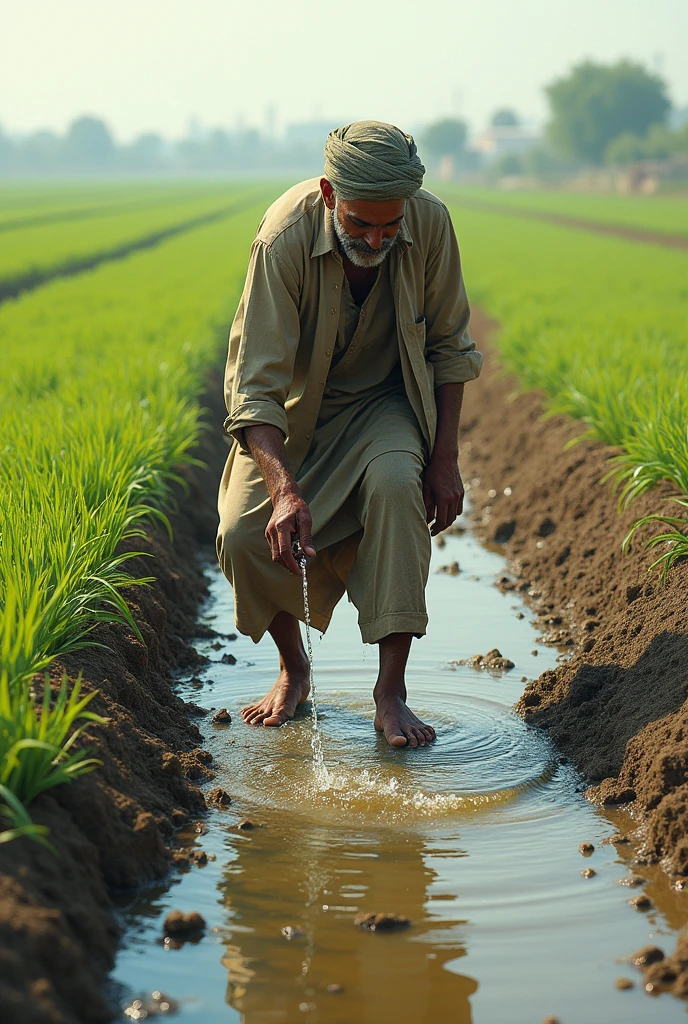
(2, 0, 687, 141)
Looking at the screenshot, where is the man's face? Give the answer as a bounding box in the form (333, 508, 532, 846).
(321, 179, 406, 268)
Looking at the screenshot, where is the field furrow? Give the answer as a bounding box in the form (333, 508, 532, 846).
(0, 186, 267, 300)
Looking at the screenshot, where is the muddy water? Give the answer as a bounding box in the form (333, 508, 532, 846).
(113, 526, 688, 1023)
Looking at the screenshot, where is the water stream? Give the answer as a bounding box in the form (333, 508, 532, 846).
(112, 522, 688, 1023)
(295, 544, 329, 787)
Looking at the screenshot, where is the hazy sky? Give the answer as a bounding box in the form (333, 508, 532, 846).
(2, 0, 687, 140)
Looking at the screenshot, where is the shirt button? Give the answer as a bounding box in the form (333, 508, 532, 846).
(334, 283, 339, 290)
(305, 432, 312, 440)
(325, 349, 331, 356)
(331, 307, 336, 314)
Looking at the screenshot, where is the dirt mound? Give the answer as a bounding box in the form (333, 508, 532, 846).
(0, 383, 230, 1024)
(462, 310, 688, 874)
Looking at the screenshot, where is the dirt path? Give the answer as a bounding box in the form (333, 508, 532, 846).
(463, 310, 688, 875)
(450, 195, 688, 250)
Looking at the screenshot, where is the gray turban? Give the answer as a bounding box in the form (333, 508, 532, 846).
(324, 120, 425, 201)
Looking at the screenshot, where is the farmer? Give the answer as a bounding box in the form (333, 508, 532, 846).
(217, 120, 482, 748)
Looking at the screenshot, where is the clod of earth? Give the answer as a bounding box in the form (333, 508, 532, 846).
(617, 875, 644, 887)
(221, 652, 237, 665)
(515, 611, 524, 619)
(628, 945, 664, 967)
(212, 708, 232, 724)
(602, 833, 629, 846)
(207, 787, 232, 807)
(579, 842, 595, 855)
(163, 910, 206, 936)
(614, 977, 634, 990)
(281, 926, 305, 940)
(237, 819, 258, 830)
(581, 868, 596, 878)
(354, 913, 411, 933)
(437, 561, 460, 575)
(644, 960, 678, 987)
(434, 535, 446, 548)
(169, 848, 208, 869)
(629, 894, 653, 911)
(453, 649, 515, 672)
(185, 702, 209, 717)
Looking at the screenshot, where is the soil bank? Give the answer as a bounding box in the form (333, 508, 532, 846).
(0, 387, 230, 1024)
(462, 310, 688, 876)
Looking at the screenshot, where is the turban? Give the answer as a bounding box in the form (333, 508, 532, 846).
(324, 120, 425, 201)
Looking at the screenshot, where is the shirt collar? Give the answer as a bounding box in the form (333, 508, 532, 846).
(310, 201, 414, 259)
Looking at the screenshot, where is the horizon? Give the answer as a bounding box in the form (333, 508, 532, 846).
(2, 0, 686, 143)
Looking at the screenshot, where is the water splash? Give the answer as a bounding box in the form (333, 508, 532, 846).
(296, 546, 331, 789)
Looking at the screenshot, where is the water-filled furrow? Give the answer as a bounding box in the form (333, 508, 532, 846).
(112, 523, 688, 1024)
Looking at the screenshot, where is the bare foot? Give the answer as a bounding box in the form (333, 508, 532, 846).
(373, 693, 436, 748)
(241, 662, 310, 727)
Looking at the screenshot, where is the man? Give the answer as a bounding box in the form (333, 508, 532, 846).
(217, 121, 482, 748)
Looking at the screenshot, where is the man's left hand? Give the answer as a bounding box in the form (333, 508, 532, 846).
(422, 450, 464, 536)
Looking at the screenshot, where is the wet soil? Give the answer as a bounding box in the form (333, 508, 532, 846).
(463, 310, 688, 878)
(0, 384, 230, 1024)
(449, 195, 688, 250)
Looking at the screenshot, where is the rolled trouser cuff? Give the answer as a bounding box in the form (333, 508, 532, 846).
(359, 612, 428, 645)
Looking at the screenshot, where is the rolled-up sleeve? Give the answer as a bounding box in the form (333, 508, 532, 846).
(224, 238, 301, 450)
(424, 209, 482, 387)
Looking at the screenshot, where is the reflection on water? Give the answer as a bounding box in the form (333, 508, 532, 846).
(113, 529, 688, 1023)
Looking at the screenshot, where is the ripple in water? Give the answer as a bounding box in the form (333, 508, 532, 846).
(217, 692, 556, 826)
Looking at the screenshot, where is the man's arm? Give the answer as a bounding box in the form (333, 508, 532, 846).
(244, 424, 316, 575)
(422, 382, 465, 536)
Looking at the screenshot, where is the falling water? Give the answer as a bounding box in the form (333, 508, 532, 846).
(295, 545, 330, 788)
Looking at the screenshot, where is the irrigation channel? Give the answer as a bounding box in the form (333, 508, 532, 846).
(113, 518, 688, 1023)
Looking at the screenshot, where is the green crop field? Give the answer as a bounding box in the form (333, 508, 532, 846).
(446, 200, 688, 568)
(439, 185, 688, 238)
(0, 183, 263, 294)
(0, 183, 281, 843)
(2, 178, 687, 845)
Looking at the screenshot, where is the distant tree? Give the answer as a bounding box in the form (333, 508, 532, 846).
(606, 121, 688, 165)
(546, 60, 671, 164)
(605, 132, 647, 166)
(421, 119, 468, 161)
(0, 126, 13, 170)
(123, 132, 165, 170)
(495, 152, 525, 176)
(63, 116, 116, 169)
(18, 130, 61, 172)
(491, 109, 520, 127)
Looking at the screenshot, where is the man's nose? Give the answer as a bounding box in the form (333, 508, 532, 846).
(364, 229, 384, 250)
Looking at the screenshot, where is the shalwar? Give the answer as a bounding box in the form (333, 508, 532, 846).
(217, 179, 482, 642)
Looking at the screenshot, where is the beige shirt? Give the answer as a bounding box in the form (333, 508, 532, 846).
(224, 178, 482, 472)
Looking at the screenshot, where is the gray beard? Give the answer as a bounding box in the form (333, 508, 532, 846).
(333, 200, 397, 268)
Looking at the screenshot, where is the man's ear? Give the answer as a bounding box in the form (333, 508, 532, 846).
(320, 178, 336, 210)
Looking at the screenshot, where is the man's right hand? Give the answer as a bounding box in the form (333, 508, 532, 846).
(265, 487, 316, 575)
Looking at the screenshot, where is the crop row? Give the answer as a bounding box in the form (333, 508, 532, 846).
(446, 202, 688, 564)
(440, 185, 688, 239)
(0, 181, 238, 234)
(0, 187, 277, 841)
(0, 186, 263, 295)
